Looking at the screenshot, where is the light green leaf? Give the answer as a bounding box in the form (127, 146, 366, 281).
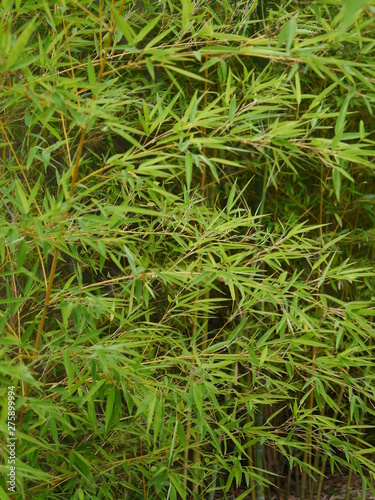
(134, 15, 162, 45)
(109, 5, 135, 45)
(332, 88, 356, 148)
(340, 0, 367, 32)
(259, 346, 268, 366)
(7, 18, 37, 69)
(332, 168, 341, 202)
(295, 71, 301, 105)
(276, 19, 296, 52)
(15, 180, 30, 214)
(81, 380, 106, 405)
(87, 56, 97, 86)
(185, 151, 193, 191)
(181, 0, 194, 30)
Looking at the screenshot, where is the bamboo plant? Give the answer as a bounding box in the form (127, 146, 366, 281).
(1, 0, 375, 498)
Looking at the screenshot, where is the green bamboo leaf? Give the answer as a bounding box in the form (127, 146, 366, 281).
(145, 57, 155, 80)
(329, 163, 354, 182)
(147, 394, 156, 433)
(109, 126, 145, 151)
(336, 89, 356, 134)
(0, 485, 10, 499)
(153, 397, 163, 446)
(295, 71, 301, 105)
(87, 56, 97, 86)
(308, 82, 338, 111)
(182, 90, 198, 124)
(144, 27, 173, 50)
(48, 418, 59, 446)
(134, 15, 162, 45)
(185, 151, 193, 191)
(87, 400, 98, 432)
(259, 346, 268, 367)
(15, 180, 30, 214)
(7, 18, 37, 69)
(168, 418, 179, 468)
(169, 472, 185, 498)
(108, 4, 135, 45)
(332, 88, 356, 148)
(340, 0, 368, 32)
(163, 64, 212, 83)
(193, 383, 203, 416)
(149, 92, 180, 134)
(332, 168, 341, 202)
(27, 173, 42, 208)
(81, 380, 106, 405)
(181, 0, 194, 30)
(226, 181, 236, 212)
(135, 393, 155, 419)
(17, 239, 27, 270)
(276, 19, 296, 52)
(229, 94, 236, 121)
(63, 350, 74, 393)
(105, 386, 116, 434)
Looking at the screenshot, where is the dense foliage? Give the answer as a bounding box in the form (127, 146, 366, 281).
(1, 0, 375, 498)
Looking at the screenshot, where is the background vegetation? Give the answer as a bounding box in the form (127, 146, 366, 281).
(1, 0, 375, 498)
